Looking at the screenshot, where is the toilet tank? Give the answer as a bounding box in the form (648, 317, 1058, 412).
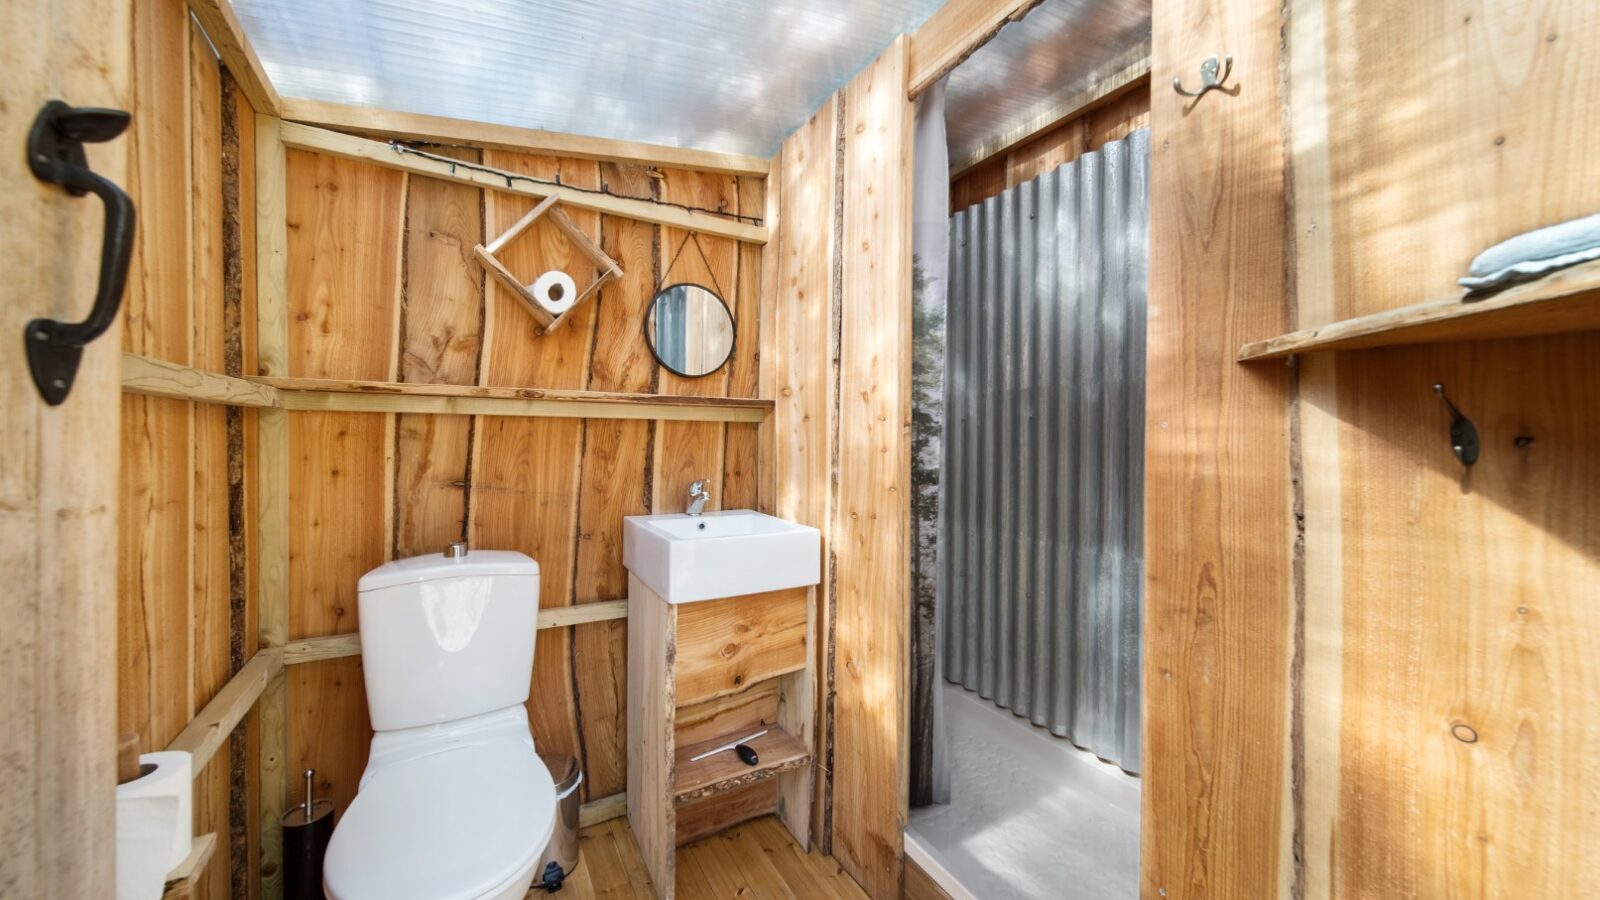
(357, 550, 540, 732)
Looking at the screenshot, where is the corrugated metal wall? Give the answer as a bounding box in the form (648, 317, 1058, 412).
(940, 129, 1148, 772)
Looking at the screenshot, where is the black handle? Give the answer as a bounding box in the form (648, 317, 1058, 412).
(24, 100, 136, 405)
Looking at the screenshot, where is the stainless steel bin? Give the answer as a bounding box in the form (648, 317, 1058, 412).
(536, 753, 583, 892)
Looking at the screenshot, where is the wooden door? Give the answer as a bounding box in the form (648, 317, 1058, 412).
(1, 0, 132, 895)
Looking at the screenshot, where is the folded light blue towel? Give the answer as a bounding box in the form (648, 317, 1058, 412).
(1459, 213, 1600, 293)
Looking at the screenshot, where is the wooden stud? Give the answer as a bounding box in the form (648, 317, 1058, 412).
(280, 97, 768, 176)
(254, 107, 291, 900)
(280, 122, 768, 245)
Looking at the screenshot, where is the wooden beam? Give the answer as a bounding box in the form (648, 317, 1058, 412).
(948, 46, 1151, 176)
(165, 649, 284, 777)
(907, 0, 1046, 99)
(123, 353, 282, 407)
(253, 376, 771, 423)
(281, 97, 768, 176)
(281, 599, 630, 664)
(254, 110, 291, 900)
(186, 0, 280, 115)
(279, 122, 768, 245)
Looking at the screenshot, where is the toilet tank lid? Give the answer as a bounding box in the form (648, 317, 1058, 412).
(359, 550, 539, 592)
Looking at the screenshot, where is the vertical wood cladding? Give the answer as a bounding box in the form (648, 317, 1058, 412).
(280, 146, 764, 809)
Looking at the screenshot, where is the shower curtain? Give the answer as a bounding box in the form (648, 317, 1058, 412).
(939, 130, 1149, 774)
(910, 79, 951, 807)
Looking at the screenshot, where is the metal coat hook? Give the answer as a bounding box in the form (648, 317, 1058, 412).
(1433, 384, 1480, 466)
(1174, 55, 1234, 100)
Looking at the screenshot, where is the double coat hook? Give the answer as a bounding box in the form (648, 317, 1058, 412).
(1174, 55, 1235, 101)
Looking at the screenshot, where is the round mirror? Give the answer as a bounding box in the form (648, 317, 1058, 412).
(644, 284, 735, 378)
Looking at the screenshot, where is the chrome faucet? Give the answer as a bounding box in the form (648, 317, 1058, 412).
(686, 479, 710, 516)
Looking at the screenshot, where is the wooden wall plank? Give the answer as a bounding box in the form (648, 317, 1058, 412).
(2, 0, 128, 893)
(653, 167, 739, 515)
(721, 175, 766, 510)
(772, 91, 840, 847)
(1141, 0, 1292, 894)
(566, 162, 661, 801)
(121, 0, 196, 756)
(1312, 0, 1600, 321)
(282, 148, 404, 823)
(471, 150, 599, 775)
(1302, 335, 1600, 899)
(830, 37, 913, 900)
(393, 147, 484, 558)
(273, 138, 771, 847)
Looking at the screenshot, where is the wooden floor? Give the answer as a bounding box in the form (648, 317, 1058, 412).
(545, 815, 869, 899)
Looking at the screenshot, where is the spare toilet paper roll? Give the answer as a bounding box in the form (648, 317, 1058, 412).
(116, 750, 194, 899)
(527, 269, 578, 316)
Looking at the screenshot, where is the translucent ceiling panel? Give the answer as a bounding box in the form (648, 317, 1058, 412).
(944, 0, 1151, 171)
(233, 0, 946, 157)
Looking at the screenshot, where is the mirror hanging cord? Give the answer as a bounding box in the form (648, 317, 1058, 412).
(387, 142, 763, 226)
(662, 230, 730, 302)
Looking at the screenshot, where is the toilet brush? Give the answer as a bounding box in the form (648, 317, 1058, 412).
(282, 768, 335, 900)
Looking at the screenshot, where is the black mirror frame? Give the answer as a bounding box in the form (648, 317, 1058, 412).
(642, 282, 737, 379)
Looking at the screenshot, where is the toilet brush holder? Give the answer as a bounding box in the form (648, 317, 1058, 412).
(282, 768, 335, 900)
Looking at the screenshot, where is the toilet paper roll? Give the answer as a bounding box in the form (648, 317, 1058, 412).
(116, 750, 193, 900)
(527, 269, 578, 316)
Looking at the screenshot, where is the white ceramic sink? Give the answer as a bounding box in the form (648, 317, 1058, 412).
(622, 510, 821, 604)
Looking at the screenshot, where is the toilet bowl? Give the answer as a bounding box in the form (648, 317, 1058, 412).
(322, 549, 557, 900)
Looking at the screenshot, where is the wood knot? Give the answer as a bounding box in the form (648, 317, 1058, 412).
(1451, 723, 1479, 743)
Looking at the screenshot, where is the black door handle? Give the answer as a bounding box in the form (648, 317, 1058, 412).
(25, 100, 136, 405)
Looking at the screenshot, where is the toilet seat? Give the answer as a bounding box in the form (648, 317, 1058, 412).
(323, 738, 556, 900)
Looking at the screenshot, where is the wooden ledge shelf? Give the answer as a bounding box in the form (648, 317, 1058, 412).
(121, 354, 770, 422)
(1238, 260, 1600, 360)
(160, 832, 217, 900)
(673, 726, 809, 804)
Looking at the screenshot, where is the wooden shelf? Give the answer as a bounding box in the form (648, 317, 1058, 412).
(672, 725, 810, 804)
(160, 833, 217, 900)
(120, 355, 770, 423)
(1237, 260, 1600, 360)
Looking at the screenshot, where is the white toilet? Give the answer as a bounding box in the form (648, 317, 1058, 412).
(323, 547, 557, 900)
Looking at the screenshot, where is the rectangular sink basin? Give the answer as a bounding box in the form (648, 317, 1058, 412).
(623, 510, 821, 604)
